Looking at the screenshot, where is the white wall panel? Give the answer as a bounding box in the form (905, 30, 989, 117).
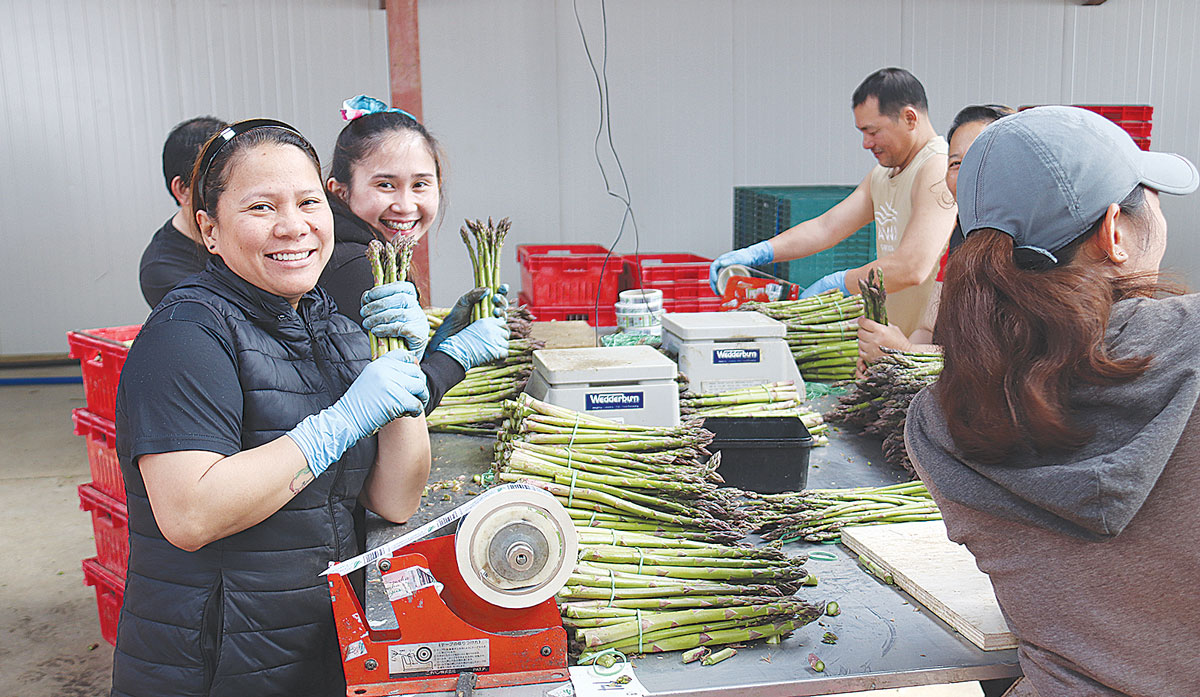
(0, 0, 388, 355)
(1066, 0, 1200, 281)
(4, 0, 1200, 353)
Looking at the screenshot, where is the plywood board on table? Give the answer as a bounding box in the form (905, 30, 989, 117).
(530, 320, 597, 349)
(841, 520, 1017, 652)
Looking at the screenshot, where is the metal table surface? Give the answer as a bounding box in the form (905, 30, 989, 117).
(362, 396, 1020, 696)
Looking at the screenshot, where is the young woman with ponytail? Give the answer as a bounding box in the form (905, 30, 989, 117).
(905, 106, 1200, 696)
(318, 96, 510, 413)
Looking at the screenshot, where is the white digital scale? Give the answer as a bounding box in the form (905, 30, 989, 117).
(524, 345, 680, 428)
(661, 311, 805, 396)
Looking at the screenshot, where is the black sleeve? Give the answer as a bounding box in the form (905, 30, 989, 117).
(320, 251, 375, 324)
(117, 301, 243, 464)
(139, 240, 179, 309)
(421, 350, 466, 414)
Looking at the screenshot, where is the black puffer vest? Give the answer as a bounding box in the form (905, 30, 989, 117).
(112, 259, 373, 697)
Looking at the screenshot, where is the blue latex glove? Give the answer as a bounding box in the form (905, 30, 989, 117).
(436, 317, 510, 370)
(708, 240, 774, 294)
(287, 351, 430, 477)
(361, 281, 429, 362)
(428, 288, 489, 354)
(799, 269, 849, 299)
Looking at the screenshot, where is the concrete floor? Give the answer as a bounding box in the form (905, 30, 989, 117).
(0, 364, 114, 695)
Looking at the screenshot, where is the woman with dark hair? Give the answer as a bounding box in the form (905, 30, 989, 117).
(319, 96, 509, 412)
(112, 119, 432, 696)
(857, 104, 1014, 367)
(906, 106, 1200, 696)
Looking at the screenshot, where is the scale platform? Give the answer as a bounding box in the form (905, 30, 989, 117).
(661, 311, 804, 395)
(524, 345, 679, 427)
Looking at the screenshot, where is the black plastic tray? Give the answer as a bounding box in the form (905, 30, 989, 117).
(704, 416, 814, 494)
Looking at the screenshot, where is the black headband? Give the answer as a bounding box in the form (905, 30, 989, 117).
(195, 118, 315, 209)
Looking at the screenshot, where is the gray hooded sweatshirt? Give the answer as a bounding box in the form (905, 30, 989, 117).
(906, 294, 1200, 697)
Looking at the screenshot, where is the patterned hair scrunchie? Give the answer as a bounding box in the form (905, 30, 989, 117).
(340, 95, 418, 123)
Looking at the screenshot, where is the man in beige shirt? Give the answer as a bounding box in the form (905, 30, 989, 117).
(710, 68, 957, 335)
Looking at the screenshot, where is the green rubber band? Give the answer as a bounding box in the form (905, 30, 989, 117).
(608, 569, 616, 605)
(610, 528, 618, 546)
(636, 608, 644, 653)
(585, 648, 628, 677)
(568, 469, 579, 508)
(636, 546, 645, 573)
(808, 551, 838, 561)
(589, 509, 598, 526)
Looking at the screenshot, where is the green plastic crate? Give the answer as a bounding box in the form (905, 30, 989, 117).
(732, 186, 876, 287)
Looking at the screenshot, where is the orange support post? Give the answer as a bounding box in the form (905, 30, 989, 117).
(384, 0, 431, 303)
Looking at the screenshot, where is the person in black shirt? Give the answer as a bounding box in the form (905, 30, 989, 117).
(138, 115, 227, 307)
(113, 119, 433, 697)
(320, 96, 510, 410)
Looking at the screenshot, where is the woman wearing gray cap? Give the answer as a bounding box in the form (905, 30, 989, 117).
(905, 106, 1200, 696)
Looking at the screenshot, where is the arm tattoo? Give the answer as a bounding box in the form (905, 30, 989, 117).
(289, 466, 315, 496)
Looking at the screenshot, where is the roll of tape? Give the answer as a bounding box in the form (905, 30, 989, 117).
(716, 264, 752, 294)
(455, 486, 578, 608)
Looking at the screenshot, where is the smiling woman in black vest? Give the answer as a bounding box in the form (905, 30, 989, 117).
(111, 119, 432, 696)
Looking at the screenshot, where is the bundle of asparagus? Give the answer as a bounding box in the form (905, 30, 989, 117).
(566, 532, 825, 663)
(825, 350, 943, 472)
(677, 382, 828, 445)
(365, 237, 419, 359)
(426, 218, 546, 435)
(494, 394, 750, 543)
(742, 290, 864, 382)
(492, 395, 824, 661)
(748, 480, 940, 544)
(460, 217, 510, 322)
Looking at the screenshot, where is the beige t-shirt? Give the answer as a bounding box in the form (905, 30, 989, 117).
(867, 135, 948, 335)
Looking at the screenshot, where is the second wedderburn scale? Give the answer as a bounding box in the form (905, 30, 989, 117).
(661, 311, 805, 396)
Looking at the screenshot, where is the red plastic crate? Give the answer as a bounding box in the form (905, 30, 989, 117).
(1116, 121, 1153, 138)
(67, 325, 141, 422)
(79, 483, 129, 574)
(664, 296, 726, 314)
(1075, 104, 1153, 123)
(623, 253, 712, 286)
(73, 408, 124, 503)
(519, 292, 616, 327)
(645, 279, 719, 300)
(82, 557, 124, 646)
(517, 244, 624, 308)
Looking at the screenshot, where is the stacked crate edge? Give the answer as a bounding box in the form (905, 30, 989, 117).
(79, 483, 130, 575)
(66, 325, 141, 422)
(73, 407, 125, 502)
(82, 557, 124, 646)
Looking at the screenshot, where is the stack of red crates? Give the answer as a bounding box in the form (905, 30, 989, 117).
(1075, 105, 1153, 151)
(67, 324, 140, 646)
(621, 253, 723, 314)
(1022, 104, 1153, 150)
(517, 245, 722, 325)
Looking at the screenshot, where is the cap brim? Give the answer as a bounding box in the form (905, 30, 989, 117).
(1139, 151, 1199, 195)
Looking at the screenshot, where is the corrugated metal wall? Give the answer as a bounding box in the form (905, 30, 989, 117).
(3, 0, 1199, 353)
